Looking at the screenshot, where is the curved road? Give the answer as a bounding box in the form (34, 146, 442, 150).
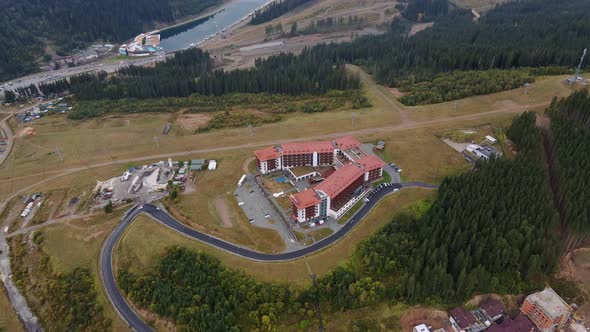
(100, 182, 437, 332)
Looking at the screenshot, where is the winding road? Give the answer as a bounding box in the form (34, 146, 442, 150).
(100, 182, 437, 332)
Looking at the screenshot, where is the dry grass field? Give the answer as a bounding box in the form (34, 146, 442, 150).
(0, 288, 24, 332)
(450, 0, 508, 10)
(37, 211, 129, 331)
(116, 187, 433, 286)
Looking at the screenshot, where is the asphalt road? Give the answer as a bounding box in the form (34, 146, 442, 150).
(0, 114, 14, 167)
(100, 182, 438, 331)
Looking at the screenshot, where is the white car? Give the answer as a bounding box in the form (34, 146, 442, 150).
(318, 220, 325, 225)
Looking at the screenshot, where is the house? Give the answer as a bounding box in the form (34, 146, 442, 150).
(376, 140, 385, 150)
(413, 324, 430, 332)
(521, 288, 572, 332)
(487, 315, 537, 332)
(449, 307, 477, 332)
(480, 299, 505, 322)
(208, 160, 217, 170)
(485, 136, 498, 144)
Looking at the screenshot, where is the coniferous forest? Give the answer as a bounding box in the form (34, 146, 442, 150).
(250, 0, 315, 25)
(0, 0, 222, 81)
(39, 49, 360, 102)
(546, 90, 590, 244)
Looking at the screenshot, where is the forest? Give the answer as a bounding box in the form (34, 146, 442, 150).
(306, 0, 590, 87)
(0, 0, 222, 81)
(398, 68, 540, 105)
(40, 49, 360, 106)
(546, 90, 590, 242)
(250, 0, 314, 25)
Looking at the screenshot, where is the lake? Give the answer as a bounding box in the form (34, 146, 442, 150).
(159, 0, 271, 51)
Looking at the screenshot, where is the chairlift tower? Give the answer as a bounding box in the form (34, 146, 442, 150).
(570, 48, 587, 86)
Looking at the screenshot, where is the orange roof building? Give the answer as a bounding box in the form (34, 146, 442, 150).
(253, 136, 386, 223)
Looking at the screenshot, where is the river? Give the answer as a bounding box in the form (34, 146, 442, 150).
(159, 0, 272, 51)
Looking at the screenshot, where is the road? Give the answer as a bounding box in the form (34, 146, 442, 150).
(0, 114, 14, 167)
(100, 182, 437, 331)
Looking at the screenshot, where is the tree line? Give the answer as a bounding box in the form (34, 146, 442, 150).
(304, 0, 590, 87)
(251, 0, 314, 25)
(353, 111, 560, 304)
(0, 0, 222, 81)
(546, 90, 590, 241)
(40, 49, 360, 101)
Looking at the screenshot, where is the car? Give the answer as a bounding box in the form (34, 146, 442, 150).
(249, 219, 255, 224)
(318, 220, 325, 225)
(264, 214, 270, 219)
(156, 207, 161, 211)
(238, 202, 245, 206)
(308, 222, 316, 227)
(389, 163, 396, 167)
(249, 190, 255, 194)
(393, 188, 399, 192)
(364, 198, 369, 203)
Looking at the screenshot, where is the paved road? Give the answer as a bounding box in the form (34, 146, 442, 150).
(100, 182, 437, 331)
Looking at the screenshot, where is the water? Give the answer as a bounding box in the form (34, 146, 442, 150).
(159, 0, 271, 51)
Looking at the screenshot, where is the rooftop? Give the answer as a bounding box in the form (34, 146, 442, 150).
(281, 141, 334, 155)
(358, 155, 386, 172)
(525, 287, 571, 319)
(334, 136, 362, 150)
(255, 146, 280, 161)
(480, 299, 505, 319)
(315, 163, 364, 197)
(487, 315, 537, 332)
(290, 189, 321, 210)
(450, 307, 476, 329)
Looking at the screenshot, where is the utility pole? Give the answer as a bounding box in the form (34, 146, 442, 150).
(351, 112, 357, 129)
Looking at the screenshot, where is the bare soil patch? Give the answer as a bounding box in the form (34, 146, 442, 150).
(213, 197, 233, 228)
(400, 308, 452, 332)
(388, 87, 406, 98)
(17, 126, 35, 137)
(409, 22, 434, 36)
(175, 113, 212, 132)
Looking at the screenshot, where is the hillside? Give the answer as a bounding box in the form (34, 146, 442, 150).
(0, 0, 223, 81)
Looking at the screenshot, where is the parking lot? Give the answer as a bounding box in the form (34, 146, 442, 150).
(234, 174, 301, 251)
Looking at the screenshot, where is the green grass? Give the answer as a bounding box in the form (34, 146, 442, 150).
(372, 170, 392, 187)
(338, 199, 364, 225)
(309, 227, 334, 241)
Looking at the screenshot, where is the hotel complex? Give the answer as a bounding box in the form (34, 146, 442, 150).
(254, 136, 385, 223)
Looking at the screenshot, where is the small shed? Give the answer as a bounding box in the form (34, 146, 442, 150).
(376, 140, 385, 150)
(190, 159, 205, 171)
(485, 135, 498, 144)
(208, 160, 217, 170)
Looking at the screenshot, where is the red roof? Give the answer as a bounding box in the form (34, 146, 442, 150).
(315, 164, 364, 197)
(290, 190, 321, 210)
(255, 146, 280, 161)
(282, 141, 334, 155)
(334, 136, 361, 150)
(487, 315, 537, 332)
(480, 299, 505, 319)
(358, 155, 385, 171)
(450, 307, 476, 329)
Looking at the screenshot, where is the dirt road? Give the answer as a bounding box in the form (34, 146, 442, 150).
(0, 114, 14, 167)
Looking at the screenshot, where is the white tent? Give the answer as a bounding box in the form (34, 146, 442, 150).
(208, 160, 217, 170)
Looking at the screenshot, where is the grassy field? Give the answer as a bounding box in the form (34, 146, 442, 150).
(166, 150, 286, 253)
(0, 288, 24, 332)
(117, 187, 434, 286)
(0, 72, 577, 202)
(38, 211, 129, 331)
(450, 0, 508, 10)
